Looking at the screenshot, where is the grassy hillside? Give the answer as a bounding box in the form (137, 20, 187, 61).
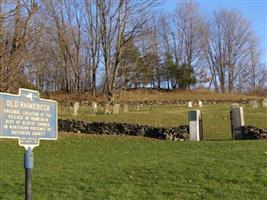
(1, 134, 267, 200)
(47, 89, 262, 103)
(116, 89, 263, 102)
(59, 104, 267, 140)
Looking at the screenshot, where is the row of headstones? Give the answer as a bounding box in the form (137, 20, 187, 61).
(73, 98, 267, 116)
(248, 99, 267, 108)
(188, 99, 267, 108)
(73, 102, 129, 116)
(188, 101, 202, 108)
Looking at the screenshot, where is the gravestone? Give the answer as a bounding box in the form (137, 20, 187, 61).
(113, 103, 120, 114)
(198, 101, 203, 108)
(91, 101, 98, 115)
(230, 104, 245, 140)
(188, 101, 192, 108)
(73, 102, 79, 116)
(188, 110, 202, 141)
(137, 105, 140, 111)
(252, 100, 259, 108)
(122, 104, 128, 113)
(262, 98, 267, 107)
(250, 100, 259, 108)
(104, 103, 111, 114)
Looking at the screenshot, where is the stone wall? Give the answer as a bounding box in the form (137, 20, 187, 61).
(243, 126, 267, 140)
(64, 99, 262, 107)
(58, 119, 189, 141)
(57, 119, 266, 141)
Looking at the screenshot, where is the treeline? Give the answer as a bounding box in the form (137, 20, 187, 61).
(0, 0, 266, 100)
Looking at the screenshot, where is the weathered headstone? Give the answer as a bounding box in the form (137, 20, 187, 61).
(90, 101, 98, 115)
(230, 104, 245, 140)
(188, 101, 192, 108)
(73, 102, 79, 116)
(249, 100, 259, 108)
(251, 100, 259, 108)
(113, 103, 120, 114)
(188, 110, 202, 141)
(104, 103, 111, 114)
(262, 98, 267, 107)
(122, 103, 128, 113)
(198, 100, 203, 108)
(137, 105, 140, 111)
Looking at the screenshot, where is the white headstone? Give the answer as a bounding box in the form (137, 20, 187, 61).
(113, 103, 120, 114)
(188, 101, 192, 108)
(73, 102, 79, 116)
(251, 100, 259, 108)
(91, 101, 98, 115)
(262, 98, 267, 107)
(231, 104, 245, 140)
(189, 110, 201, 141)
(198, 101, 203, 108)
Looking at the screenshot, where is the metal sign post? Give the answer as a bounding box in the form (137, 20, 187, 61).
(24, 148, 33, 200)
(0, 88, 58, 200)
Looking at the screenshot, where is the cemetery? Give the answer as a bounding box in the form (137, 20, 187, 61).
(1, 90, 266, 200)
(0, 0, 266, 199)
(57, 97, 267, 141)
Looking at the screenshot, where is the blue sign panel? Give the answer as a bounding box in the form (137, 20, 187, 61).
(0, 88, 57, 149)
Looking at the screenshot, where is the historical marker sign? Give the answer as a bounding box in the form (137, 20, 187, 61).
(0, 88, 57, 149)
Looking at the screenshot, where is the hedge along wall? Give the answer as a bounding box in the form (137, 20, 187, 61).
(58, 119, 189, 141)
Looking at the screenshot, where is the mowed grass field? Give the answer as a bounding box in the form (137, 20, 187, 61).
(1, 102, 267, 199)
(59, 104, 267, 140)
(1, 134, 267, 200)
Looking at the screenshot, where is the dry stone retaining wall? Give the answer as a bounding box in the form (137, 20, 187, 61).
(58, 119, 189, 141)
(57, 119, 267, 141)
(243, 126, 267, 140)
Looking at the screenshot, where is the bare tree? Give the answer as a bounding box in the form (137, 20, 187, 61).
(44, 0, 85, 93)
(0, 0, 41, 92)
(202, 9, 260, 93)
(97, 0, 154, 102)
(172, 1, 204, 89)
(83, 0, 100, 97)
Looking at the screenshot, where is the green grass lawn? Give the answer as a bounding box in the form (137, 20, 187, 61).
(1, 134, 267, 200)
(59, 104, 267, 140)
